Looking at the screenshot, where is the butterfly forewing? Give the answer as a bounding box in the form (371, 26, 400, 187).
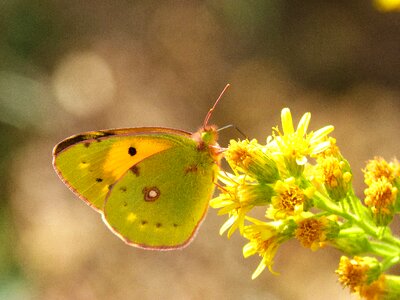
(52, 128, 190, 211)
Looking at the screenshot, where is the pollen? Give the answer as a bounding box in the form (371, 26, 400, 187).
(270, 178, 307, 219)
(280, 188, 303, 210)
(364, 157, 400, 186)
(336, 256, 370, 292)
(295, 217, 327, 251)
(225, 140, 253, 168)
(225, 139, 280, 183)
(315, 153, 352, 201)
(364, 178, 397, 217)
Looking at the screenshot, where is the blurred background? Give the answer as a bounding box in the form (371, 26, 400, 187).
(1, 1, 399, 299)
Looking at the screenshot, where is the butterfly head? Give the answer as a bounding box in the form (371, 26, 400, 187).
(200, 125, 218, 146)
(192, 125, 222, 162)
(191, 84, 230, 162)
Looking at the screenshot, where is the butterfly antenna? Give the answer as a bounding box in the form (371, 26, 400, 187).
(203, 83, 230, 129)
(217, 124, 248, 139)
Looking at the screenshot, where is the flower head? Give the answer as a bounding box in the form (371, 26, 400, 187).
(336, 256, 382, 293)
(242, 219, 294, 279)
(364, 177, 398, 226)
(267, 177, 315, 220)
(211, 172, 273, 237)
(295, 215, 339, 251)
(358, 275, 387, 300)
(225, 139, 280, 183)
(267, 108, 334, 177)
(315, 138, 353, 201)
(364, 157, 400, 186)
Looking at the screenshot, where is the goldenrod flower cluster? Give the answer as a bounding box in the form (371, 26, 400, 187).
(211, 108, 400, 299)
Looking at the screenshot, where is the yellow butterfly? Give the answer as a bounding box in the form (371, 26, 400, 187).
(53, 85, 229, 250)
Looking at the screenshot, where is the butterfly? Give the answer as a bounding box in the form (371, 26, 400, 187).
(52, 85, 229, 250)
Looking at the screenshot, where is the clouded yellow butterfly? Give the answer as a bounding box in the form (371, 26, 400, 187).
(52, 85, 229, 250)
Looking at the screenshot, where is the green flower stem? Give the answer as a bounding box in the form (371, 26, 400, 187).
(381, 232, 400, 248)
(336, 230, 398, 258)
(381, 256, 400, 272)
(314, 191, 359, 222)
(346, 190, 368, 221)
(345, 192, 361, 218)
(384, 275, 400, 296)
(315, 192, 378, 238)
(369, 241, 400, 258)
(314, 191, 400, 259)
(338, 227, 364, 235)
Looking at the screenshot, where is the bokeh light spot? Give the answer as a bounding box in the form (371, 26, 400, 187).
(52, 51, 116, 117)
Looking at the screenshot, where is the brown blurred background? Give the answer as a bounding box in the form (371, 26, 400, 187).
(1, 1, 399, 299)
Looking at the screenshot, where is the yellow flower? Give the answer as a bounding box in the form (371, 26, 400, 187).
(358, 275, 386, 300)
(364, 177, 398, 226)
(224, 139, 280, 183)
(242, 220, 293, 279)
(336, 256, 382, 293)
(315, 139, 353, 201)
(364, 157, 400, 186)
(267, 177, 315, 220)
(295, 216, 339, 251)
(316, 137, 340, 157)
(211, 172, 273, 237)
(267, 108, 334, 177)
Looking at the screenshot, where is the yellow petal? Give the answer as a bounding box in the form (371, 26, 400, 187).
(296, 155, 308, 166)
(219, 215, 237, 235)
(311, 140, 331, 154)
(296, 112, 311, 137)
(310, 125, 334, 143)
(243, 242, 257, 258)
(281, 108, 294, 135)
(251, 260, 267, 279)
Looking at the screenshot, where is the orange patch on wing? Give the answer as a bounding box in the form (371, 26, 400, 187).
(103, 137, 173, 179)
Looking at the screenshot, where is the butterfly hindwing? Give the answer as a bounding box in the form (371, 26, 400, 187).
(103, 141, 218, 249)
(53, 128, 190, 211)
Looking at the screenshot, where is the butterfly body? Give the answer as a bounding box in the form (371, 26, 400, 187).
(53, 126, 221, 250)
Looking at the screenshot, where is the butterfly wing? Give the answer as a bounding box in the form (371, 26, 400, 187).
(102, 137, 219, 249)
(52, 128, 191, 212)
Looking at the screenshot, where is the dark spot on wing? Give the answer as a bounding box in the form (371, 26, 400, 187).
(96, 178, 103, 182)
(128, 146, 137, 156)
(84, 142, 91, 148)
(184, 164, 198, 174)
(130, 165, 140, 176)
(122, 201, 127, 207)
(141, 220, 148, 225)
(119, 186, 127, 192)
(156, 222, 162, 228)
(108, 184, 114, 190)
(173, 223, 178, 227)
